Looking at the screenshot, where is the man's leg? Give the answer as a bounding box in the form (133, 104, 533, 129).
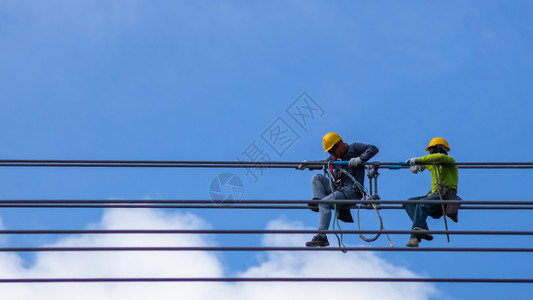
(306, 188, 345, 248)
(403, 195, 426, 223)
(306, 174, 334, 247)
(311, 174, 332, 199)
(308, 174, 332, 212)
(404, 195, 437, 247)
(318, 191, 347, 235)
(412, 194, 441, 232)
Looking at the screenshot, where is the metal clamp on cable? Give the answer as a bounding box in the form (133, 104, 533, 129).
(365, 162, 381, 204)
(356, 162, 393, 247)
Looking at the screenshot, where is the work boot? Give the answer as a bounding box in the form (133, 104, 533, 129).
(406, 237, 419, 248)
(305, 235, 330, 247)
(413, 227, 433, 241)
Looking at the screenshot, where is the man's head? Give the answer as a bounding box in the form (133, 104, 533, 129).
(323, 132, 347, 157)
(425, 137, 450, 155)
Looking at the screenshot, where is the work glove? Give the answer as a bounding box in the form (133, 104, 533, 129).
(348, 157, 363, 168)
(296, 160, 307, 170)
(407, 157, 421, 174)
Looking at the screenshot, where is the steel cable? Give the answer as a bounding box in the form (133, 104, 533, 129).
(0, 277, 531, 283)
(0, 204, 531, 210)
(0, 200, 531, 205)
(0, 159, 531, 286)
(1, 160, 533, 169)
(0, 246, 532, 252)
(0, 229, 530, 235)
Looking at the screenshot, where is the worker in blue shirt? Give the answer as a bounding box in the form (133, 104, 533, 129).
(298, 132, 379, 247)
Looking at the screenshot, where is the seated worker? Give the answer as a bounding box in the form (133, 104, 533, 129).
(297, 132, 379, 247)
(403, 137, 459, 248)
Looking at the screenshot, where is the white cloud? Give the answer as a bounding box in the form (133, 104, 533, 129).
(0, 210, 438, 300)
(235, 219, 437, 300)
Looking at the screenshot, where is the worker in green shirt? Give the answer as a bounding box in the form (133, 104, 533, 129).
(403, 137, 459, 248)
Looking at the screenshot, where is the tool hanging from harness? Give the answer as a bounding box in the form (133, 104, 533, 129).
(325, 161, 394, 252)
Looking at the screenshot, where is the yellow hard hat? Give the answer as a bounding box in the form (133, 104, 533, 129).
(425, 137, 451, 152)
(323, 132, 342, 153)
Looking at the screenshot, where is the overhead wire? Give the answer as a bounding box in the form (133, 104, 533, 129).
(0, 229, 531, 235)
(1, 159, 533, 169)
(0, 246, 532, 252)
(0, 199, 532, 210)
(0, 200, 531, 210)
(0, 204, 531, 210)
(0, 199, 531, 205)
(0, 159, 532, 285)
(0, 277, 531, 283)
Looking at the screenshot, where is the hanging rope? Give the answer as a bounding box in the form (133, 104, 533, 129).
(325, 161, 348, 253)
(356, 203, 393, 245)
(339, 169, 393, 247)
(325, 166, 393, 248)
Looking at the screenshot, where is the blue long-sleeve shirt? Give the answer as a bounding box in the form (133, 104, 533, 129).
(327, 142, 379, 195)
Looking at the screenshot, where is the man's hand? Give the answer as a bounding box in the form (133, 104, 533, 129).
(407, 157, 421, 173)
(348, 157, 363, 168)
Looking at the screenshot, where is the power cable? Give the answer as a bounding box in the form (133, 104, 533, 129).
(0, 246, 532, 252)
(0, 229, 531, 235)
(1, 160, 533, 169)
(0, 204, 531, 210)
(0, 159, 531, 286)
(0, 199, 530, 205)
(0, 277, 531, 283)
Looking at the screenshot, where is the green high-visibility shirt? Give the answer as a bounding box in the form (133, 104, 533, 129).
(419, 153, 458, 193)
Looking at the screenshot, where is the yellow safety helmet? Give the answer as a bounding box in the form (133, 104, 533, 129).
(323, 132, 342, 153)
(425, 137, 451, 152)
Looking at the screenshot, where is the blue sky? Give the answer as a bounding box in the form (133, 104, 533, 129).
(1, 1, 532, 299)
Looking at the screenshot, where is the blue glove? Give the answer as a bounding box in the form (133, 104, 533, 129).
(348, 157, 363, 168)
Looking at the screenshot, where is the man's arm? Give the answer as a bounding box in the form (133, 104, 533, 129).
(420, 153, 455, 164)
(352, 143, 379, 162)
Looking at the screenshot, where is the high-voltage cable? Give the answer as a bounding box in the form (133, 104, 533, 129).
(0, 199, 531, 205)
(2, 204, 532, 210)
(1, 159, 533, 169)
(0, 229, 531, 236)
(1, 246, 532, 252)
(0, 200, 532, 210)
(0, 277, 531, 283)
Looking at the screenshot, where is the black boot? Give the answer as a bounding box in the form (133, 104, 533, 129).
(305, 235, 330, 247)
